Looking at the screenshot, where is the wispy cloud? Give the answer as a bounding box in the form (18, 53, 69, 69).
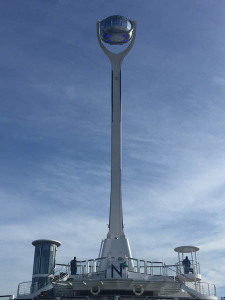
(1, 0, 225, 298)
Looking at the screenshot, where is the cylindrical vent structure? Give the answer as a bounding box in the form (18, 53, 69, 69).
(31, 239, 61, 292)
(32, 239, 61, 275)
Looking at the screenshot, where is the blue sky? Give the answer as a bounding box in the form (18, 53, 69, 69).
(1, 0, 225, 297)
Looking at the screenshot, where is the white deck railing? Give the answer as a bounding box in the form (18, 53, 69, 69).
(185, 281, 216, 297)
(166, 265, 216, 297)
(17, 264, 69, 297)
(75, 257, 166, 276)
(17, 257, 216, 298)
(127, 258, 166, 275)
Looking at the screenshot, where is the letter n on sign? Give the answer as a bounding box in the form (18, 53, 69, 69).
(111, 264, 122, 278)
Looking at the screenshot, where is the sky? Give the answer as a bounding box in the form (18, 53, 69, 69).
(0, 0, 225, 298)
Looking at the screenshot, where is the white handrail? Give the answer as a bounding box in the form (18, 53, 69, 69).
(166, 265, 216, 297)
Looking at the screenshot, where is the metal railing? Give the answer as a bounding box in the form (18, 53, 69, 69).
(17, 257, 216, 298)
(74, 257, 166, 276)
(127, 258, 166, 276)
(185, 281, 216, 297)
(17, 264, 70, 297)
(17, 257, 166, 296)
(166, 265, 216, 297)
(18, 257, 168, 295)
(17, 277, 53, 297)
(166, 263, 201, 278)
(53, 264, 70, 281)
(17, 281, 32, 296)
(76, 257, 107, 275)
(176, 260, 201, 275)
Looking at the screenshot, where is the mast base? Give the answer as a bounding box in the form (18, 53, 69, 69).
(100, 237, 132, 259)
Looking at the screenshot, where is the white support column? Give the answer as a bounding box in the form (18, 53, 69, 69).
(96, 21, 136, 240)
(108, 62, 123, 239)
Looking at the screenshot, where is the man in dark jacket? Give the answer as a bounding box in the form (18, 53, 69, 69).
(70, 257, 77, 275)
(182, 256, 192, 274)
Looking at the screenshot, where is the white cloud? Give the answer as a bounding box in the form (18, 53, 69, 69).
(1, 1, 225, 298)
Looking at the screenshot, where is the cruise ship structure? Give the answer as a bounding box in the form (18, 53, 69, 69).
(7, 15, 217, 300)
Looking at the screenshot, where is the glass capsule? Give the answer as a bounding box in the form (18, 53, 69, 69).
(100, 15, 133, 45)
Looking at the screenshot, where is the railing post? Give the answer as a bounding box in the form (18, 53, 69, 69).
(163, 263, 167, 276)
(125, 257, 129, 272)
(137, 259, 140, 273)
(128, 258, 131, 271)
(176, 261, 179, 273)
(144, 260, 147, 275)
(86, 260, 89, 274)
(93, 259, 96, 272)
(17, 284, 20, 297)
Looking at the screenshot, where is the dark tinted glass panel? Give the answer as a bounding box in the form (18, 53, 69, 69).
(40, 243, 50, 274)
(105, 19, 111, 28)
(33, 244, 41, 274)
(48, 244, 56, 274)
(101, 16, 132, 32)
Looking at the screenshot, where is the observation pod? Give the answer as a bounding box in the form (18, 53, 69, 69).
(100, 15, 133, 44)
(174, 246, 202, 282)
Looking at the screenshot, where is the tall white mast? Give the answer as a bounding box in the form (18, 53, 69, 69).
(97, 16, 136, 258)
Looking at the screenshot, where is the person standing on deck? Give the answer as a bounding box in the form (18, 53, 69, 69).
(70, 257, 77, 275)
(182, 256, 192, 274)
